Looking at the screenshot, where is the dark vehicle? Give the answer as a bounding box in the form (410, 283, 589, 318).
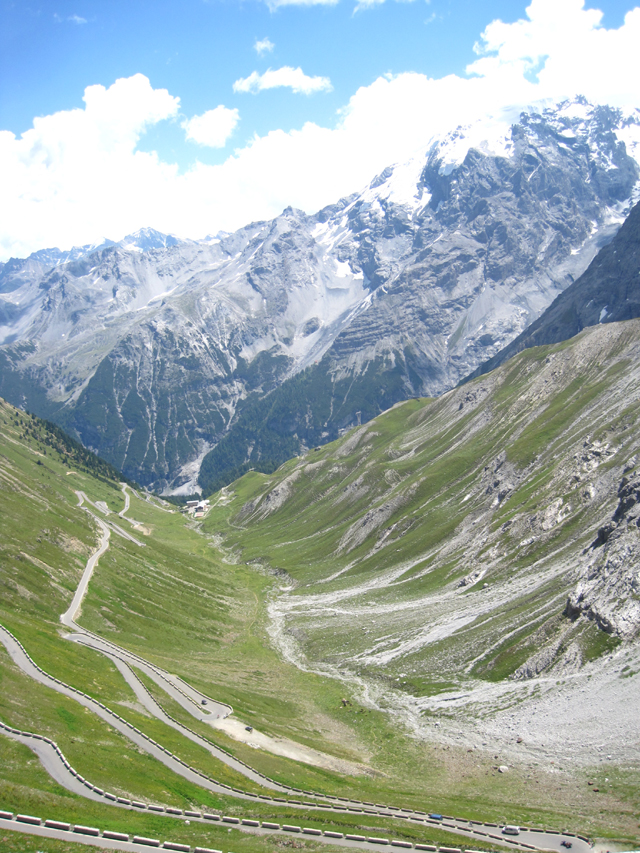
(561, 842, 572, 849)
(428, 814, 443, 821)
(245, 725, 253, 732)
(201, 699, 207, 705)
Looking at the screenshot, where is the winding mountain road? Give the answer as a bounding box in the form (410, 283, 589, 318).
(0, 485, 592, 853)
(60, 493, 111, 628)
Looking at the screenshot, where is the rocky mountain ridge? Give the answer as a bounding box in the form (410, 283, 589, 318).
(1, 98, 639, 492)
(0, 227, 190, 288)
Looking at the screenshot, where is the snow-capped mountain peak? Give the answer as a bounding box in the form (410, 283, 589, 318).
(1, 98, 639, 494)
(117, 227, 187, 253)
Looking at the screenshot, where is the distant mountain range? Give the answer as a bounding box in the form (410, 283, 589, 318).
(0, 227, 189, 277)
(1, 98, 640, 494)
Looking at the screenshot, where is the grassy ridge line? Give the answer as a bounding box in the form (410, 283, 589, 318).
(2, 400, 131, 486)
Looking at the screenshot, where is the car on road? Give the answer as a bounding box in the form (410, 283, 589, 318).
(561, 841, 572, 848)
(502, 826, 520, 836)
(428, 814, 443, 821)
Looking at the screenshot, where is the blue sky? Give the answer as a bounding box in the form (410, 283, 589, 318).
(1, 0, 639, 258)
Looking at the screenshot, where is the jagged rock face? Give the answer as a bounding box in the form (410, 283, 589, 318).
(471, 196, 640, 380)
(325, 102, 640, 389)
(1, 100, 639, 491)
(567, 467, 640, 638)
(0, 227, 188, 292)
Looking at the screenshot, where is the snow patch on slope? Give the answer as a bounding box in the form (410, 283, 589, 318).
(363, 158, 431, 212)
(431, 118, 515, 176)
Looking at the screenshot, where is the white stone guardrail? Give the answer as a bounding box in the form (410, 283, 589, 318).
(0, 624, 460, 815)
(0, 624, 257, 801)
(66, 499, 592, 845)
(46, 623, 535, 826)
(66, 612, 225, 718)
(1, 803, 511, 853)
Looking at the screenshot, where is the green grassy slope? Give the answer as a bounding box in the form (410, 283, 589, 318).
(0, 401, 274, 798)
(0, 398, 515, 849)
(2, 323, 640, 853)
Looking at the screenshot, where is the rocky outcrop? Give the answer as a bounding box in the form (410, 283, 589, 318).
(337, 482, 420, 554)
(249, 470, 303, 521)
(482, 452, 517, 507)
(565, 468, 640, 637)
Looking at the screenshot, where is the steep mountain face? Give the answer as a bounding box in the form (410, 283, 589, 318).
(470, 199, 640, 380)
(1, 99, 639, 492)
(206, 318, 640, 765)
(198, 101, 640, 493)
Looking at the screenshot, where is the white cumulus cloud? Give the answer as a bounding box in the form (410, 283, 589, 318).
(468, 0, 640, 107)
(0, 74, 180, 258)
(254, 37, 275, 55)
(2, 2, 640, 260)
(233, 66, 333, 95)
(182, 106, 239, 148)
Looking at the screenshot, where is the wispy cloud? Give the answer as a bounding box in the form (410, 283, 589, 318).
(54, 12, 88, 24)
(254, 37, 275, 56)
(263, 0, 423, 11)
(182, 106, 239, 148)
(233, 66, 332, 95)
(353, 0, 419, 11)
(266, 0, 338, 9)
